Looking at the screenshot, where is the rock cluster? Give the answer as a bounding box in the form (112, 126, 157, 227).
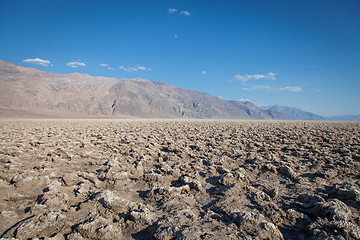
(0, 119, 359, 239)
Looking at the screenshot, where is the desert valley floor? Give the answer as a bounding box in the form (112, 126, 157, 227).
(0, 119, 360, 240)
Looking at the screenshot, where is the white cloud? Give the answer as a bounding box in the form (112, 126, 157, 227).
(67, 61, 86, 68)
(242, 85, 303, 92)
(174, 34, 178, 39)
(240, 99, 251, 102)
(278, 86, 303, 92)
(119, 64, 151, 72)
(169, 8, 177, 13)
(169, 8, 191, 16)
(180, 10, 191, 16)
(229, 72, 302, 93)
(242, 85, 273, 91)
(227, 72, 276, 83)
(100, 63, 113, 70)
(137, 65, 146, 71)
(23, 58, 51, 66)
(201, 70, 207, 75)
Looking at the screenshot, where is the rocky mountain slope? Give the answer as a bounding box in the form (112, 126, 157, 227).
(0, 60, 287, 119)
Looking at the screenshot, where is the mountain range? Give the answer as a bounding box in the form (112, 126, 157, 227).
(324, 115, 360, 121)
(260, 105, 325, 121)
(0, 60, 287, 119)
(261, 105, 360, 121)
(1, 60, 358, 121)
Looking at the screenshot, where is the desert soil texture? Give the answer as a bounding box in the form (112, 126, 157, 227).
(0, 119, 360, 240)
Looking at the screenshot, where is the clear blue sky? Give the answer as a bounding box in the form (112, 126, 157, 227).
(1, 0, 359, 116)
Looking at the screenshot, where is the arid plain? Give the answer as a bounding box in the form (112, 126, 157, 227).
(0, 119, 360, 239)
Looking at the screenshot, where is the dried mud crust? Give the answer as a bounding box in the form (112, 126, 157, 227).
(0, 119, 360, 240)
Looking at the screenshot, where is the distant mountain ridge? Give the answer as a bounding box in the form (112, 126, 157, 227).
(0, 60, 288, 119)
(325, 115, 360, 121)
(261, 104, 360, 121)
(261, 105, 325, 120)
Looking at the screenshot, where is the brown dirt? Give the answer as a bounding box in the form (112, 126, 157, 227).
(0, 119, 359, 240)
(0, 108, 57, 119)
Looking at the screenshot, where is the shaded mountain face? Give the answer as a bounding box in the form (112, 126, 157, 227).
(262, 105, 324, 121)
(0, 60, 288, 119)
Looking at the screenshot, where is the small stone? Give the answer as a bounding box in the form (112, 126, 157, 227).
(279, 166, 297, 180)
(321, 199, 352, 221)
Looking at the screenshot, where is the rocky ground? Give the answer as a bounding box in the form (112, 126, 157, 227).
(0, 119, 359, 240)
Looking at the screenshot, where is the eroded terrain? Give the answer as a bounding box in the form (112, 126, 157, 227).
(0, 119, 359, 239)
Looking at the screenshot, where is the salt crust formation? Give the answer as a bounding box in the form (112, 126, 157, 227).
(0, 120, 359, 239)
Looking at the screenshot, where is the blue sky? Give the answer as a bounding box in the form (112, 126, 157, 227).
(1, 0, 359, 116)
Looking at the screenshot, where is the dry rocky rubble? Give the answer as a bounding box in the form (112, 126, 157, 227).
(0, 119, 359, 239)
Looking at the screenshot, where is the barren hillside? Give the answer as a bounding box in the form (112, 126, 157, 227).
(0, 60, 287, 119)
